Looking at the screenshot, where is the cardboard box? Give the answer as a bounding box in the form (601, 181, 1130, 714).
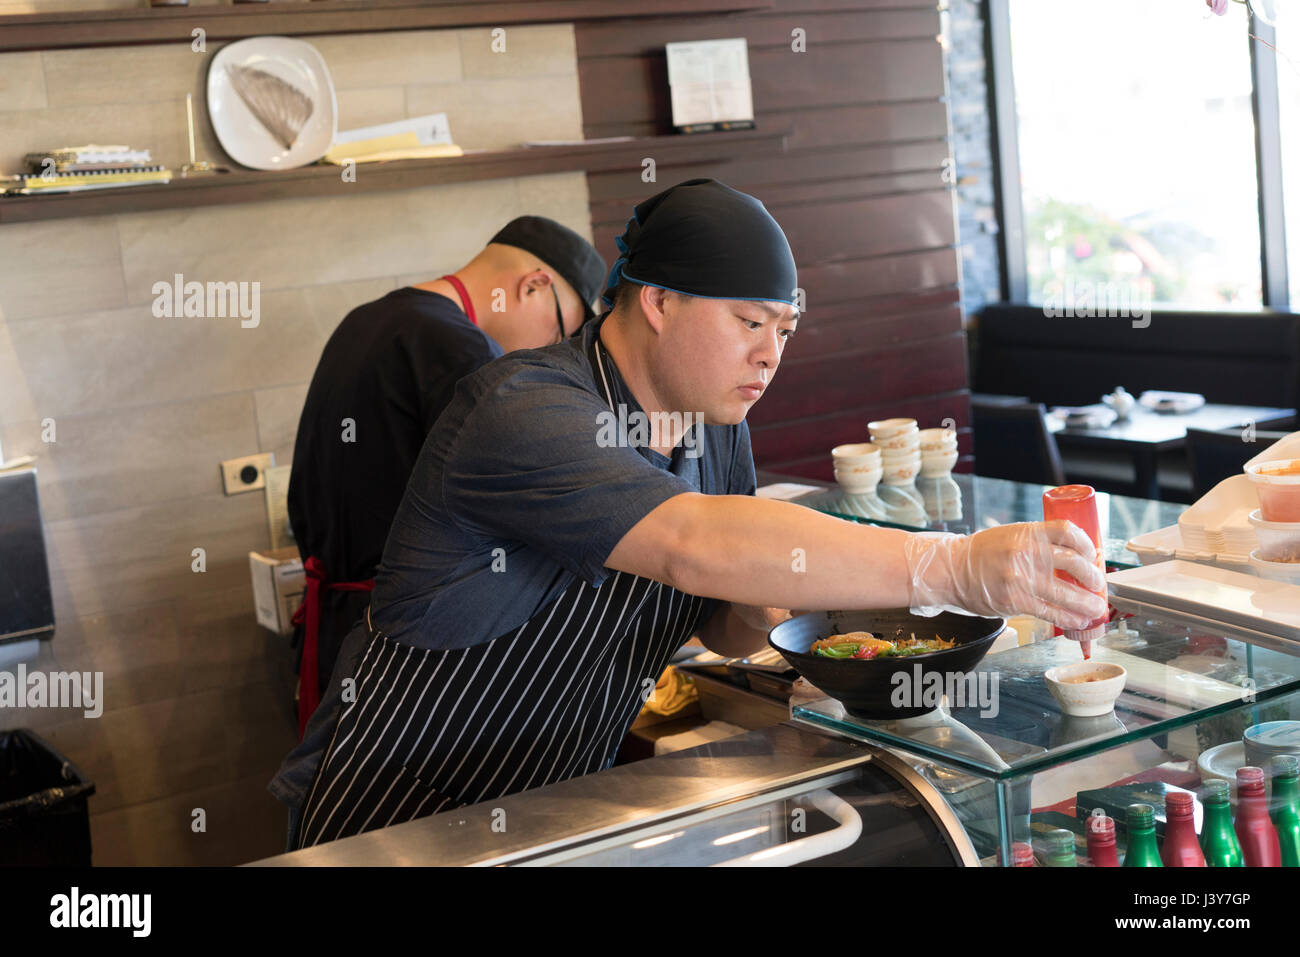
(249, 547, 305, 636)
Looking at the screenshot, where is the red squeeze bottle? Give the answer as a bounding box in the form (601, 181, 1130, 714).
(1161, 792, 1207, 867)
(1042, 485, 1108, 659)
(1235, 766, 1282, 867)
(1086, 812, 1121, 867)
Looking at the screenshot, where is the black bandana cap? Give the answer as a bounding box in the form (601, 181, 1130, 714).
(601, 178, 798, 309)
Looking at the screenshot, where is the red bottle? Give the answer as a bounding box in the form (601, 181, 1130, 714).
(1011, 841, 1035, 866)
(1235, 766, 1282, 867)
(1086, 812, 1120, 867)
(1043, 485, 1108, 659)
(1161, 791, 1206, 867)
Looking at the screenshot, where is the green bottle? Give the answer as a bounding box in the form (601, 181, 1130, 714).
(1200, 779, 1245, 868)
(1122, 803, 1163, 867)
(1270, 756, 1300, 868)
(1039, 828, 1077, 867)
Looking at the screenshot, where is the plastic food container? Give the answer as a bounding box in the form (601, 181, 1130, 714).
(1242, 721, 1300, 768)
(1245, 459, 1300, 522)
(1247, 509, 1300, 563)
(1250, 549, 1300, 585)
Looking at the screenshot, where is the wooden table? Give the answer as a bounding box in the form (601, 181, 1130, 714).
(1045, 403, 1295, 500)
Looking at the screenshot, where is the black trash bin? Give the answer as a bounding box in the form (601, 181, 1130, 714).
(0, 729, 95, 866)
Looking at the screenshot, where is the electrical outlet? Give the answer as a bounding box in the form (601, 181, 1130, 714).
(220, 453, 275, 496)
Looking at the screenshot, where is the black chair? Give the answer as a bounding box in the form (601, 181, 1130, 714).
(1185, 427, 1290, 500)
(972, 401, 1066, 487)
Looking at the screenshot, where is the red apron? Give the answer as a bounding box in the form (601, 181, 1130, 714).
(291, 557, 374, 739)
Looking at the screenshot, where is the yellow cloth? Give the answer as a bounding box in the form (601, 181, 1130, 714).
(640, 666, 699, 717)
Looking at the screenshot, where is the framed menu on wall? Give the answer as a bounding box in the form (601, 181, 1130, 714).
(665, 38, 755, 134)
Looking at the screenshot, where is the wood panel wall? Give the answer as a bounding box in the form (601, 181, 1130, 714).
(575, 0, 972, 480)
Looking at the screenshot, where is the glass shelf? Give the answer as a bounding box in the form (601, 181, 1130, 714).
(794, 473, 1187, 568)
(791, 617, 1300, 782)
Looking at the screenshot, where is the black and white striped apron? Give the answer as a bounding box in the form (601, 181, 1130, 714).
(294, 338, 711, 850)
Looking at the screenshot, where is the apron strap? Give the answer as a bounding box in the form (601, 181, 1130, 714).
(439, 274, 477, 325)
(291, 556, 374, 739)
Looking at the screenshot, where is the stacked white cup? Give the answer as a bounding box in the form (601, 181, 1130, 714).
(831, 442, 882, 494)
(870, 418, 921, 486)
(918, 427, 959, 477)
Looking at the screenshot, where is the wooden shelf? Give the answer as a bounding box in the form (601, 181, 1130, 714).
(0, 128, 788, 224)
(0, 0, 772, 53)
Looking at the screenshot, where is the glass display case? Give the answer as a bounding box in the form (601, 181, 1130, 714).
(791, 612, 1300, 865)
(258, 610, 1300, 868)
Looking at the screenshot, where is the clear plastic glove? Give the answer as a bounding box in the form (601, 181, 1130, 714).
(903, 521, 1109, 631)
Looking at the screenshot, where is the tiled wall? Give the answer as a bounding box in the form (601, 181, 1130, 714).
(0, 24, 591, 865)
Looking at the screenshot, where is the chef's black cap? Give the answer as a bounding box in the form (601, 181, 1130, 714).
(490, 216, 606, 319)
(602, 178, 798, 309)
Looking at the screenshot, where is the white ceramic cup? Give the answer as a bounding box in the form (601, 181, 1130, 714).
(880, 447, 921, 464)
(918, 427, 958, 452)
(919, 447, 959, 476)
(831, 442, 882, 475)
(868, 418, 918, 440)
(880, 457, 921, 485)
(876, 435, 921, 454)
(835, 467, 883, 495)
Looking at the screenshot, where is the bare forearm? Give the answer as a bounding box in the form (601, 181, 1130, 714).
(609, 493, 914, 610)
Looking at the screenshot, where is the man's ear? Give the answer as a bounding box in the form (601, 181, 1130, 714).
(640, 284, 670, 335)
(519, 268, 550, 302)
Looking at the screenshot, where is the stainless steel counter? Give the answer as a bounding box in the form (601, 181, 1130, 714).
(251, 722, 977, 866)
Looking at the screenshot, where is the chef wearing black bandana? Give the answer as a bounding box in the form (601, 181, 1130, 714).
(271, 179, 1108, 850)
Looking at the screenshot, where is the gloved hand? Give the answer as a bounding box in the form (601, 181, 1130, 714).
(903, 521, 1109, 631)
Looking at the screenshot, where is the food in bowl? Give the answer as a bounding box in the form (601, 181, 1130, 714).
(811, 630, 956, 660)
(1044, 661, 1127, 717)
(1248, 509, 1300, 563)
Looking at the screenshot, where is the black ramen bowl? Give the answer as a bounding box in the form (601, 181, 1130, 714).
(768, 609, 1004, 719)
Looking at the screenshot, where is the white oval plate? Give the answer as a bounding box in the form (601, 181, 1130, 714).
(207, 36, 337, 171)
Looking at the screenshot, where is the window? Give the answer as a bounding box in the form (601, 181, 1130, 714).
(1278, 3, 1300, 304)
(1003, 0, 1267, 310)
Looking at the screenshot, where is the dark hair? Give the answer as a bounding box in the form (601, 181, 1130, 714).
(612, 279, 641, 311)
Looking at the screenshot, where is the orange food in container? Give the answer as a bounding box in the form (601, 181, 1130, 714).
(1246, 459, 1300, 523)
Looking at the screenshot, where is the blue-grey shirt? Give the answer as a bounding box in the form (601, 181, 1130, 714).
(270, 316, 755, 810)
(368, 316, 755, 649)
